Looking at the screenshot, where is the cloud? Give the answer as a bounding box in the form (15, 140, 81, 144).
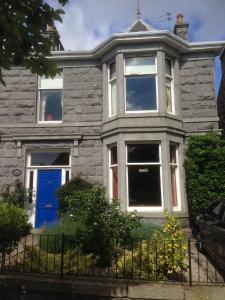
(51, 0, 225, 51)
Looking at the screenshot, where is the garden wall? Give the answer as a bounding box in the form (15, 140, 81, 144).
(0, 274, 225, 300)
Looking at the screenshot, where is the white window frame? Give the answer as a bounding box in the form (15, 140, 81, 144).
(37, 71, 63, 124)
(108, 61, 117, 117)
(126, 142, 163, 212)
(170, 143, 181, 211)
(109, 144, 118, 200)
(26, 149, 71, 226)
(124, 56, 158, 114)
(165, 58, 175, 114)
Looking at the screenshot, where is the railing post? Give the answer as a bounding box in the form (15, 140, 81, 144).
(60, 234, 65, 277)
(188, 238, 192, 287)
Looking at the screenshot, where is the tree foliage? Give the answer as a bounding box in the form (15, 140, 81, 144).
(185, 132, 225, 221)
(0, 0, 68, 85)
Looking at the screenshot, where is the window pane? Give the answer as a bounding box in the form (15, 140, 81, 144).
(171, 166, 177, 207)
(111, 80, 117, 115)
(31, 152, 70, 166)
(112, 166, 118, 199)
(170, 144, 177, 164)
(39, 90, 62, 121)
(110, 145, 117, 165)
(29, 171, 34, 204)
(166, 78, 172, 113)
(128, 165, 161, 206)
(128, 144, 159, 163)
(40, 72, 63, 89)
(65, 170, 70, 183)
(165, 59, 172, 76)
(126, 76, 156, 111)
(110, 62, 116, 79)
(125, 57, 156, 75)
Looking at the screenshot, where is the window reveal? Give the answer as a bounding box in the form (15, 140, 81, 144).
(109, 62, 117, 116)
(165, 59, 174, 113)
(109, 145, 118, 199)
(127, 144, 161, 207)
(169, 143, 179, 207)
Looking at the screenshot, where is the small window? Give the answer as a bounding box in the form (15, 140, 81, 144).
(127, 143, 161, 207)
(31, 152, 70, 166)
(28, 171, 34, 204)
(125, 57, 157, 112)
(165, 59, 174, 113)
(109, 145, 118, 199)
(109, 62, 117, 116)
(38, 72, 63, 122)
(169, 143, 179, 208)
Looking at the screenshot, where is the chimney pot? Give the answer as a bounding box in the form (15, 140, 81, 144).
(176, 14, 184, 25)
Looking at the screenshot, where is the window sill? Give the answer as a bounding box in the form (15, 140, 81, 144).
(127, 206, 164, 212)
(37, 121, 63, 124)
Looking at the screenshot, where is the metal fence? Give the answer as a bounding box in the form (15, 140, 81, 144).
(0, 234, 224, 286)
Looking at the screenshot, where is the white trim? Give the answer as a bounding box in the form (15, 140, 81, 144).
(26, 149, 71, 227)
(108, 61, 117, 117)
(165, 58, 175, 114)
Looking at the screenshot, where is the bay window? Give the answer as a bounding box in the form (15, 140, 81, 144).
(126, 143, 162, 208)
(109, 62, 117, 116)
(109, 145, 118, 199)
(165, 59, 174, 113)
(38, 71, 63, 122)
(125, 57, 157, 112)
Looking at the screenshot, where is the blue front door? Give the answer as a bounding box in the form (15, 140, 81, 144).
(35, 169, 62, 228)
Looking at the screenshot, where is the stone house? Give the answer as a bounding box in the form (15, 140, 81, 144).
(0, 15, 223, 228)
(218, 47, 225, 137)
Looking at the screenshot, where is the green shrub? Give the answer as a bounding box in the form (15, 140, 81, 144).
(131, 221, 162, 240)
(57, 183, 140, 267)
(40, 217, 86, 253)
(185, 132, 225, 221)
(115, 211, 187, 280)
(0, 202, 31, 256)
(56, 177, 93, 215)
(0, 180, 32, 208)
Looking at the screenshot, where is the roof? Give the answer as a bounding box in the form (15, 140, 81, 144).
(127, 18, 156, 33)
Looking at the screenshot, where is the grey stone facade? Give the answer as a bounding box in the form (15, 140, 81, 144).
(0, 18, 224, 226)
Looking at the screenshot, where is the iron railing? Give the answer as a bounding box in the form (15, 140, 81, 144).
(0, 234, 224, 286)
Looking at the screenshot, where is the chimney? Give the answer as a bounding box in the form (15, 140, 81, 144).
(174, 14, 189, 41)
(44, 24, 64, 51)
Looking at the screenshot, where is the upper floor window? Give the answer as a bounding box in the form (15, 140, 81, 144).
(125, 57, 157, 112)
(165, 59, 174, 114)
(38, 71, 63, 123)
(109, 62, 117, 116)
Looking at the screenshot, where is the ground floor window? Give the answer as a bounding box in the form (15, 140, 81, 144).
(109, 145, 118, 199)
(126, 143, 162, 207)
(169, 143, 179, 208)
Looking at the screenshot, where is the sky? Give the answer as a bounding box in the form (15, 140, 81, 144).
(49, 0, 225, 94)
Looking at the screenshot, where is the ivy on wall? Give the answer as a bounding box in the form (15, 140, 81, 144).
(185, 132, 225, 221)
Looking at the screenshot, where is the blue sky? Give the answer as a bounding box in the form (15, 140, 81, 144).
(50, 0, 225, 94)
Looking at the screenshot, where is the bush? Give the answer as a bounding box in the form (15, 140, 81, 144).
(185, 132, 225, 222)
(0, 180, 32, 208)
(56, 180, 141, 267)
(131, 221, 162, 241)
(0, 202, 31, 256)
(115, 211, 187, 280)
(57, 177, 93, 215)
(40, 217, 86, 253)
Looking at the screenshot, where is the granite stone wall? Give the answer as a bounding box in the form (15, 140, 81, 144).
(179, 55, 218, 133)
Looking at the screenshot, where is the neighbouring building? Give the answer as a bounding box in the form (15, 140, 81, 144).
(218, 47, 225, 137)
(0, 14, 224, 228)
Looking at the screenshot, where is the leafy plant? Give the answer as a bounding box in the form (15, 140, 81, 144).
(1, 180, 32, 208)
(115, 211, 187, 280)
(56, 177, 93, 215)
(184, 132, 225, 223)
(0, 202, 31, 257)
